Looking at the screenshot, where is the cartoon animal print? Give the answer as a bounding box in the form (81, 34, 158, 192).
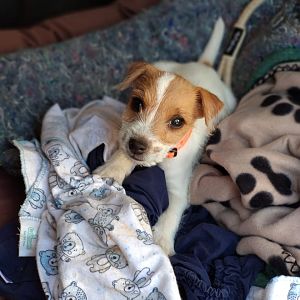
(47, 144, 70, 166)
(53, 197, 64, 209)
(112, 181, 125, 192)
(94, 226, 109, 247)
(88, 204, 122, 247)
(89, 204, 122, 231)
(89, 187, 111, 200)
(60, 281, 87, 300)
(101, 177, 125, 193)
(131, 202, 149, 224)
(68, 176, 94, 197)
(136, 229, 153, 245)
(39, 250, 58, 276)
(86, 245, 128, 273)
(65, 210, 84, 224)
(146, 287, 167, 300)
(41, 282, 53, 300)
(287, 282, 300, 300)
(27, 187, 46, 209)
(56, 232, 85, 262)
(49, 172, 69, 190)
(19, 209, 30, 216)
(70, 161, 89, 177)
(112, 267, 154, 300)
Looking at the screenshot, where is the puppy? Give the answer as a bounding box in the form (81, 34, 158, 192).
(94, 18, 236, 255)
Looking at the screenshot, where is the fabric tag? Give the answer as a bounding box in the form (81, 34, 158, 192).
(19, 217, 41, 257)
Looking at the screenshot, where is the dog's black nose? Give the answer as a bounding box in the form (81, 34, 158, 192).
(128, 138, 148, 155)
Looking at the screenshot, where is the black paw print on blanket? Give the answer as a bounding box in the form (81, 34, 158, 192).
(260, 87, 300, 123)
(236, 156, 292, 208)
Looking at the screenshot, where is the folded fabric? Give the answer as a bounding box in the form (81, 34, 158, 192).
(88, 143, 265, 299)
(15, 97, 180, 299)
(12, 95, 264, 299)
(190, 62, 300, 276)
(0, 159, 170, 299)
(88, 144, 264, 300)
(171, 206, 264, 300)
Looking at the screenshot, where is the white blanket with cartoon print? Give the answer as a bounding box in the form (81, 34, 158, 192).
(15, 97, 180, 300)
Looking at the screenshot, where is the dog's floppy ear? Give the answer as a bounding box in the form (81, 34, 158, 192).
(196, 87, 224, 126)
(117, 61, 154, 91)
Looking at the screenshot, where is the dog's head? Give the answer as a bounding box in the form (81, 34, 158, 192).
(118, 62, 223, 166)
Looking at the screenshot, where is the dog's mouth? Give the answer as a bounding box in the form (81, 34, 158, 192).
(127, 150, 166, 167)
(126, 149, 158, 166)
(128, 153, 145, 162)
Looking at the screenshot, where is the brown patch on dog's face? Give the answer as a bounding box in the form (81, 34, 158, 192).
(151, 76, 200, 145)
(118, 62, 162, 123)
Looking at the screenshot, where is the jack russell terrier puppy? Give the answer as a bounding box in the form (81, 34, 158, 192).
(94, 18, 236, 255)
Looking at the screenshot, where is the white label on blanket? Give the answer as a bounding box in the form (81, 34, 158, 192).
(18, 217, 41, 257)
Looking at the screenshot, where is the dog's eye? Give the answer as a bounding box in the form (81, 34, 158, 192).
(131, 97, 144, 112)
(169, 117, 185, 129)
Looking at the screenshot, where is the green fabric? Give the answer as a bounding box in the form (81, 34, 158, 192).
(254, 265, 282, 288)
(247, 47, 300, 91)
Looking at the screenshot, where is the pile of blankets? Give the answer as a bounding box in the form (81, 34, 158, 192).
(15, 97, 180, 299)
(190, 62, 300, 277)
(13, 95, 264, 299)
(15, 62, 300, 299)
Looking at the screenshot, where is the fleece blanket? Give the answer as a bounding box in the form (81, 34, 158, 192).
(190, 62, 300, 277)
(15, 97, 180, 300)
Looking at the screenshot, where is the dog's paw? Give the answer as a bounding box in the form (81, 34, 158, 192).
(152, 225, 175, 256)
(93, 150, 135, 184)
(93, 162, 126, 184)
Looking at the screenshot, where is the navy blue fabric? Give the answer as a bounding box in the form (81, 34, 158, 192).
(171, 206, 264, 300)
(86, 143, 105, 172)
(88, 146, 265, 300)
(0, 222, 45, 300)
(123, 166, 169, 226)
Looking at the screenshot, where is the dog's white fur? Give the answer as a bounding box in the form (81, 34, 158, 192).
(94, 18, 236, 255)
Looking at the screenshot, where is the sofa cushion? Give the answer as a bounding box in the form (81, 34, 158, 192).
(0, 0, 299, 167)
